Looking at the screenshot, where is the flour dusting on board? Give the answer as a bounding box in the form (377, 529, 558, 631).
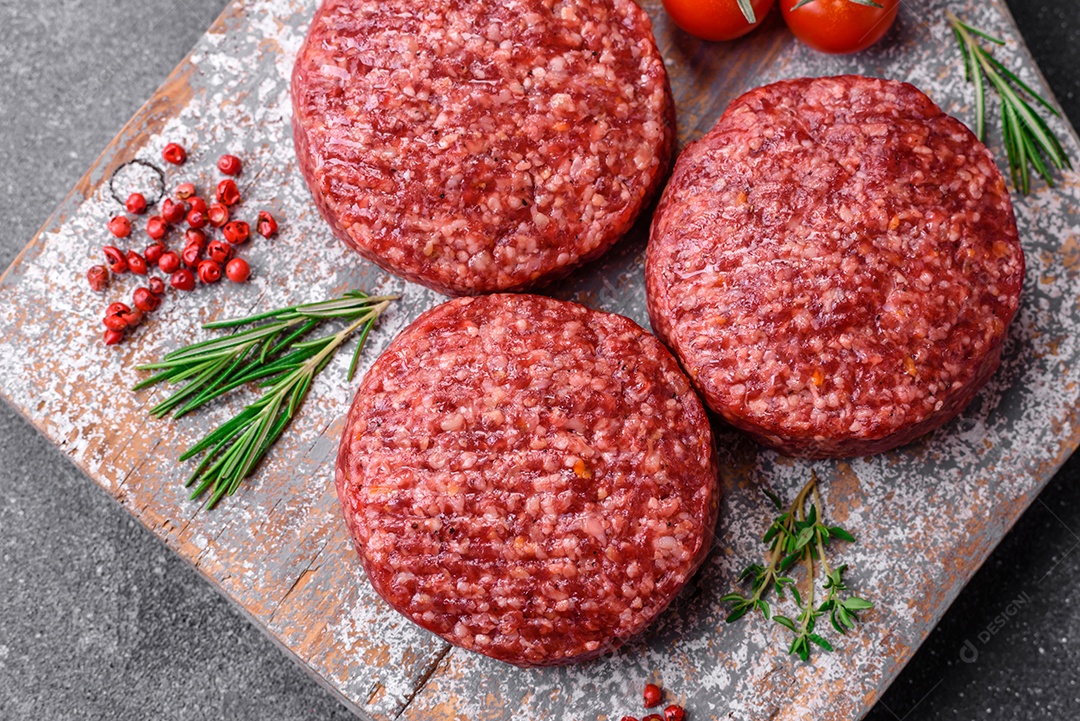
(1, 0, 1080, 719)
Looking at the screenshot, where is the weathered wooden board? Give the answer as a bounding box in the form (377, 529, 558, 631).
(1, 0, 1079, 718)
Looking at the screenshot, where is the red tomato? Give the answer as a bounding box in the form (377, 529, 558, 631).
(780, 0, 898, 54)
(662, 0, 776, 42)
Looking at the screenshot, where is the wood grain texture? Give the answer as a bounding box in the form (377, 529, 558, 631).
(1, 0, 1079, 719)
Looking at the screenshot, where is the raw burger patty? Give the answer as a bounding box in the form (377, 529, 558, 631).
(336, 294, 718, 667)
(292, 0, 675, 296)
(646, 75, 1024, 458)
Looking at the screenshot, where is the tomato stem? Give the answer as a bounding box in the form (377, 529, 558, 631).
(736, 0, 756, 24)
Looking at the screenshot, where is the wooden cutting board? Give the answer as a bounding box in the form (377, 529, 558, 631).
(2, 0, 1079, 718)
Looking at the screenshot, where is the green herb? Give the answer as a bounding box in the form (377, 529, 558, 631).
(721, 471, 871, 662)
(948, 11, 1072, 194)
(135, 291, 396, 508)
(736, 0, 757, 25)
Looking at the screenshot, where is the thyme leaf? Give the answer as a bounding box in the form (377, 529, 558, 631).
(722, 471, 872, 661)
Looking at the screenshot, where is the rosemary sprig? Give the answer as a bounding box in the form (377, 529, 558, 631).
(721, 471, 871, 662)
(135, 291, 396, 508)
(948, 12, 1072, 194)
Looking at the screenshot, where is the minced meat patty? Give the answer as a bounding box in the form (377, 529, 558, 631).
(336, 294, 718, 666)
(646, 75, 1024, 458)
(293, 0, 675, 296)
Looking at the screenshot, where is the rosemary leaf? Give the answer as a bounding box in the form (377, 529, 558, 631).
(948, 12, 1072, 194)
(971, 43, 987, 140)
(150, 352, 239, 418)
(265, 318, 320, 362)
(162, 320, 295, 361)
(982, 52, 1060, 118)
(957, 19, 1006, 46)
(348, 317, 377, 382)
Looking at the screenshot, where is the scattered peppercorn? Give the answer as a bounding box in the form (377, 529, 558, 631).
(107, 216, 131, 239)
(162, 142, 187, 165)
(225, 257, 250, 283)
(161, 197, 187, 224)
(120, 308, 143, 328)
(256, 210, 278, 238)
(103, 313, 128, 331)
(223, 220, 250, 245)
(102, 246, 128, 274)
(102, 301, 129, 331)
(207, 202, 230, 228)
(157, 251, 181, 274)
(146, 215, 169, 240)
(87, 265, 110, 292)
(644, 684, 663, 709)
(663, 706, 685, 721)
(133, 287, 161, 313)
(170, 268, 196, 291)
(217, 154, 242, 176)
(90, 149, 271, 345)
(184, 228, 207, 248)
(144, 243, 165, 266)
(186, 208, 207, 229)
(207, 240, 233, 264)
(125, 192, 148, 215)
(216, 179, 240, 206)
(126, 250, 148, 276)
(181, 243, 202, 268)
(197, 259, 222, 284)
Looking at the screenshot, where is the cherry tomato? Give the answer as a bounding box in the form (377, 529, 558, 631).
(780, 0, 898, 54)
(662, 0, 776, 42)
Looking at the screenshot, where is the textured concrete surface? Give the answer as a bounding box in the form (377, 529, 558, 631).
(0, 2, 354, 720)
(0, 1, 1078, 720)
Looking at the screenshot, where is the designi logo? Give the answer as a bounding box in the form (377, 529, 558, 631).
(958, 591, 1032, 664)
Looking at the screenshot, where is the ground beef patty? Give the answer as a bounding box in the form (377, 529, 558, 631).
(646, 76, 1024, 458)
(292, 0, 675, 296)
(336, 294, 718, 666)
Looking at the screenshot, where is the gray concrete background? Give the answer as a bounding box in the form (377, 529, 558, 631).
(0, 1, 1077, 719)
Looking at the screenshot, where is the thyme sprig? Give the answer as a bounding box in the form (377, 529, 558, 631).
(948, 12, 1072, 194)
(722, 472, 871, 662)
(135, 291, 396, 508)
